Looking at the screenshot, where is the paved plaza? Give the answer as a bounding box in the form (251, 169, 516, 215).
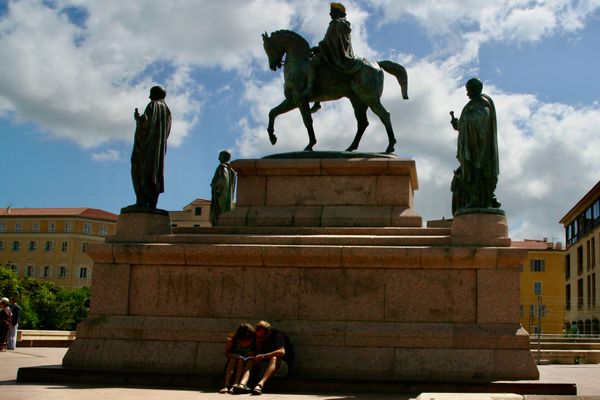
(2, 348, 600, 400)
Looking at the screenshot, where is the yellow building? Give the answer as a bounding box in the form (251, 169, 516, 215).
(560, 180, 600, 334)
(169, 199, 212, 228)
(513, 239, 565, 334)
(0, 207, 117, 288)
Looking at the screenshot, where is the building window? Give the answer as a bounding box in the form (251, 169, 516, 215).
(587, 240, 592, 270)
(64, 223, 73, 233)
(566, 284, 571, 310)
(79, 267, 88, 279)
(530, 259, 545, 272)
(27, 240, 37, 252)
(81, 242, 88, 253)
(58, 266, 68, 279)
(61, 241, 68, 252)
(0, 241, 3, 251)
(44, 240, 54, 252)
(593, 273, 597, 306)
(593, 237, 597, 268)
(48, 222, 56, 233)
(195, 207, 202, 216)
(32, 222, 40, 232)
(15, 223, 21, 233)
(578, 278, 584, 308)
(99, 225, 108, 236)
(11, 241, 20, 252)
(10, 264, 18, 274)
(42, 266, 52, 279)
(565, 254, 571, 279)
(577, 246, 584, 274)
(533, 281, 543, 296)
(83, 223, 92, 234)
(588, 276, 592, 306)
(0, 223, 5, 232)
(26, 265, 35, 277)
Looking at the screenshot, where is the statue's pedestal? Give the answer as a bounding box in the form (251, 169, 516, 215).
(220, 157, 421, 227)
(111, 207, 171, 242)
(63, 156, 538, 383)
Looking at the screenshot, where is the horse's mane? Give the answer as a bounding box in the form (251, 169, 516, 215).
(270, 29, 310, 53)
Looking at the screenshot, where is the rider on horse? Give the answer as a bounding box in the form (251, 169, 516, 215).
(303, 3, 360, 107)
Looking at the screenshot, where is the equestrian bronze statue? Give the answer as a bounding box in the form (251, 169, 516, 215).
(262, 28, 408, 154)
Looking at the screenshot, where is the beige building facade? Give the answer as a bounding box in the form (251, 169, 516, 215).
(560, 180, 600, 334)
(169, 199, 212, 228)
(0, 207, 117, 288)
(513, 239, 565, 334)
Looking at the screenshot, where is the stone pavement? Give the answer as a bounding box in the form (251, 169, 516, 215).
(2, 348, 600, 400)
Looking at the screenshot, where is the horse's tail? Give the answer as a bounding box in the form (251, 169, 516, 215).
(378, 60, 409, 100)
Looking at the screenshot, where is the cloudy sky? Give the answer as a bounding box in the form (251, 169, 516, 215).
(2, 0, 600, 243)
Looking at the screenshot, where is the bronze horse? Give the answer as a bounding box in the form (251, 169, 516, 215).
(262, 30, 408, 153)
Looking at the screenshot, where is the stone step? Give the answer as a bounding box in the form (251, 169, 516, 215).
(529, 342, 600, 350)
(161, 233, 452, 246)
(173, 226, 451, 236)
(530, 349, 600, 364)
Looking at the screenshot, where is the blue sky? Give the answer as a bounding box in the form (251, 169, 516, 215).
(1, 0, 600, 243)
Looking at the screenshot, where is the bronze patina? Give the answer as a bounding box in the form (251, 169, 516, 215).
(262, 3, 408, 154)
(450, 78, 502, 215)
(130, 86, 171, 210)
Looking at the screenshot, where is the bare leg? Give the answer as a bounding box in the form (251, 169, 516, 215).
(345, 98, 369, 152)
(369, 99, 396, 154)
(233, 358, 246, 385)
(221, 358, 236, 392)
(255, 358, 279, 392)
(267, 98, 297, 145)
(299, 101, 317, 151)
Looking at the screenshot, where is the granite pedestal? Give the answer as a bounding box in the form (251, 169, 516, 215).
(63, 156, 538, 382)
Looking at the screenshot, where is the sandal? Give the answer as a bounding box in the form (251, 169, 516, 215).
(218, 386, 230, 394)
(232, 383, 250, 394)
(252, 384, 263, 395)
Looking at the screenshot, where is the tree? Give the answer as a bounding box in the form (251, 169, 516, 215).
(0, 262, 90, 330)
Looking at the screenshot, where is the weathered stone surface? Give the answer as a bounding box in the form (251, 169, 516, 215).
(89, 264, 130, 315)
(226, 157, 420, 227)
(299, 268, 386, 321)
(110, 212, 171, 243)
(451, 213, 510, 246)
(386, 269, 477, 322)
(394, 348, 494, 381)
(477, 269, 520, 323)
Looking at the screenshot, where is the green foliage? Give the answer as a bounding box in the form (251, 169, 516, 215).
(0, 263, 90, 330)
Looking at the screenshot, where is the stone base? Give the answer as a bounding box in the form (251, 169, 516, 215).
(451, 212, 510, 246)
(219, 157, 422, 227)
(64, 233, 538, 382)
(109, 210, 171, 243)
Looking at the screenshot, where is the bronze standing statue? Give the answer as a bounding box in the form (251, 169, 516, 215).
(210, 151, 237, 226)
(450, 78, 501, 215)
(131, 86, 171, 209)
(262, 2, 408, 154)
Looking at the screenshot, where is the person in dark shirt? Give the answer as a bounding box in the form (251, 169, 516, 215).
(232, 320, 291, 395)
(0, 298, 12, 351)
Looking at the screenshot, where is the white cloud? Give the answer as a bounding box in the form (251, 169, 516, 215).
(0, 0, 295, 149)
(91, 149, 120, 162)
(3, 0, 600, 243)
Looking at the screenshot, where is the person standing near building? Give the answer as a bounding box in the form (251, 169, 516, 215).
(0, 297, 12, 351)
(8, 297, 20, 350)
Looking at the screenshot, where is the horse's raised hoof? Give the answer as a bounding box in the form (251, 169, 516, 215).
(304, 141, 316, 151)
(268, 132, 277, 145)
